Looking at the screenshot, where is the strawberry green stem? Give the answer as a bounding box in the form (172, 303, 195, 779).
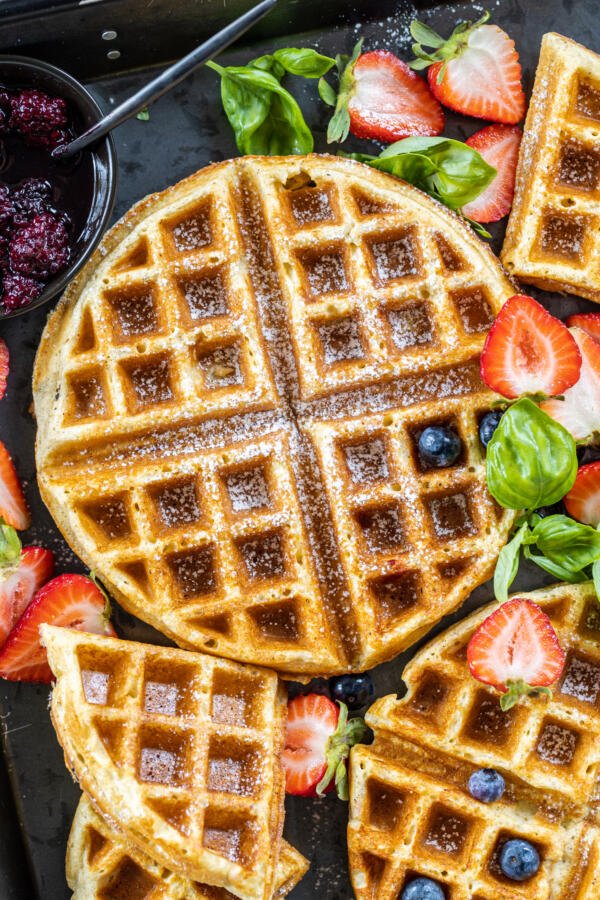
(0, 520, 21, 568)
(316, 701, 368, 800)
(500, 679, 552, 711)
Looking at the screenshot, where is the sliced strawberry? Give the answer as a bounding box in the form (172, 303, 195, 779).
(467, 598, 565, 710)
(565, 462, 600, 527)
(566, 313, 600, 344)
(283, 693, 366, 799)
(410, 13, 526, 124)
(347, 50, 444, 143)
(0, 339, 8, 402)
(480, 295, 581, 399)
(0, 573, 115, 683)
(541, 327, 600, 441)
(0, 546, 54, 646)
(0, 440, 29, 530)
(461, 125, 521, 223)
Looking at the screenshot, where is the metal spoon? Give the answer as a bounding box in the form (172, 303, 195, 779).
(53, 0, 277, 160)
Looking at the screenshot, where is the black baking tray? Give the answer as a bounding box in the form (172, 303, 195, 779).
(0, 1, 599, 897)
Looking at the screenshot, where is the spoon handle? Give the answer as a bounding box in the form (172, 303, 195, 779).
(54, 0, 278, 159)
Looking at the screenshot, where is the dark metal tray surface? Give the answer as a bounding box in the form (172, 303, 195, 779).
(0, 1, 598, 897)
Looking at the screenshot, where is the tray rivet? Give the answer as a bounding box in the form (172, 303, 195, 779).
(102, 30, 118, 41)
(107, 49, 121, 60)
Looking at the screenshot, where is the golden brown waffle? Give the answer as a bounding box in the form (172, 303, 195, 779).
(41, 626, 289, 900)
(348, 582, 600, 899)
(66, 795, 308, 899)
(34, 155, 516, 676)
(502, 33, 600, 302)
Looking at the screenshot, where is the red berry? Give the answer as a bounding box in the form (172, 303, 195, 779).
(9, 212, 69, 279)
(565, 461, 600, 528)
(462, 124, 521, 223)
(1, 272, 43, 311)
(0, 546, 54, 647)
(541, 327, 600, 441)
(480, 295, 582, 399)
(467, 599, 565, 709)
(0, 440, 30, 530)
(10, 89, 67, 141)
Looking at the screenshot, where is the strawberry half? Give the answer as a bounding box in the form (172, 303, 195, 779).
(480, 295, 581, 399)
(541, 327, 600, 441)
(0, 339, 8, 402)
(410, 12, 526, 124)
(461, 124, 521, 223)
(282, 693, 367, 799)
(566, 313, 600, 344)
(467, 598, 565, 710)
(324, 42, 444, 145)
(0, 545, 54, 646)
(0, 440, 29, 530)
(565, 462, 600, 527)
(0, 573, 115, 683)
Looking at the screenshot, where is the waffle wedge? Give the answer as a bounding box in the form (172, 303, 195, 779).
(348, 582, 600, 899)
(41, 626, 289, 900)
(34, 155, 516, 676)
(66, 795, 308, 899)
(502, 33, 600, 302)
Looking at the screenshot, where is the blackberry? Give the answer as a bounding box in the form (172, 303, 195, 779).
(0, 91, 11, 134)
(10, 89, 67, 141)
(9, 212, 70, 279)
(25, 125, 71, 152)
(12, 178, 53, 225)
(0, 184, 14, 232)
(1, 272, 43, 311)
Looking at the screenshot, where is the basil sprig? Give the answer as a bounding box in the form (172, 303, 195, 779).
(344, 137, 496, 237)
(206, 48, 334, 156)
(486, 399, 577, 511)
(495, 514, 600, 602)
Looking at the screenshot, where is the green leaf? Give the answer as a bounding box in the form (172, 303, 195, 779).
(325, 38, 363, 144)
(494, 521, 529, 603)
(316, 701, 368, 800)
(136, 107, 150, 122)
(409, 19, 446, 48)
(206, 61, 313, 156)
(593, 556, 600, 601)
(0, 521, 21, 567)
(486, 399, 578, 510)
(530, 515, 600, 573)
(273, 48, 335, 78)
(249, 54, 285, 79)
(500, 679, 552, 711)
(318, 76, 337, 107)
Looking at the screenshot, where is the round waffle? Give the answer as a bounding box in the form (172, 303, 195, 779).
(33, 154, 516, 675)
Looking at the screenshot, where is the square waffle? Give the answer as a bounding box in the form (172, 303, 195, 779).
(66, 795, 308, 899)
(502, 33, 600, 302)
(347, 582, 600, 899)
(34, 155, 516, 675)
(41, 626, 288, 900)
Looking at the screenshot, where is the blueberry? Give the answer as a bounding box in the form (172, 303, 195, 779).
(418, 426, 461, 468)
(329, 674, 374, 710)
(534, 501, 565, 518)
(401, 877, 445, 900)
(468, 768, 505, 803)
(479, 410, 502, 448)
(499, 839, 540, 882)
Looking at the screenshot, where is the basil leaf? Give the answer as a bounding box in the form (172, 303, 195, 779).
(494, 521, 529, 603)
(273, 48, 335, 78)
(207, 62, 313, 155)
(593, 556, 600, 601)
(530, 514, 600, 573)
(486, 399, 578, 510)
(0, 522, 21, 567)
(523, 545, 589, 582)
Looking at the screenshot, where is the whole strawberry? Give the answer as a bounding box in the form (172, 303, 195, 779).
(409, 12, 526, 124)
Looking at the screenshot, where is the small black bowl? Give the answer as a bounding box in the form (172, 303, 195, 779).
(0, 55, 117, 319)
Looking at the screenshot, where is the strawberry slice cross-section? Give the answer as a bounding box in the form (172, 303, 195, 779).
(0, 545, 54, 646)
(565, 461, 600, 528)
(467, 598, 565, 710)
(480, 295, 582, 400)
(0, 440, 30, 531)
(0, 573, 115, 683)
(541, 326, 600, 442)
(283, 693, 367, 799)
(462, 124, 521, 223)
